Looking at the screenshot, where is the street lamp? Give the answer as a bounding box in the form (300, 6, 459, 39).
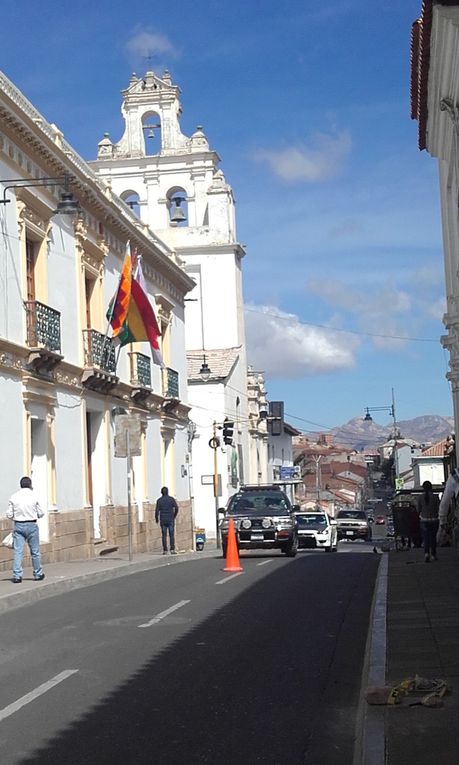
(199, 355, 211, 381)
(363, 388, 398, 439)
(187, 352, 212, 381)
(0, 174, 80, 215)
(363, 388, 399, 488)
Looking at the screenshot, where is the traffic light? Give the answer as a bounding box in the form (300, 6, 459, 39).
(222, 418, 234, 445)
(268, 401, 284, 436)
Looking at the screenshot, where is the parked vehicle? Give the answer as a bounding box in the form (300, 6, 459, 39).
(295, 511, 338, 552)
(336, 510, 372, 541)
(219, 485, 298, 557)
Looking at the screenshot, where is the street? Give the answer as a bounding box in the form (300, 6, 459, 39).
(0, 546, 380, 765)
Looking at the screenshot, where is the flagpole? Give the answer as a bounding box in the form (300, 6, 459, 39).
(101, 240, 130, 363)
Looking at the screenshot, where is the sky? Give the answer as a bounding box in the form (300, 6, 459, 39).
(1, 0, 451, 433)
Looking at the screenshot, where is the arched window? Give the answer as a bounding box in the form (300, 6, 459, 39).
(167, 187, 188, 227)
(121, 190, 141, 218)
(141, 111, 161, 156)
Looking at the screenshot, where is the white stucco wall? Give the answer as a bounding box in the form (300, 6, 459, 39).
(54, 392, 85, 510)
(0, 373, 24, 509)
(268, 429, 294, 481)
(188, 381, 225, 536)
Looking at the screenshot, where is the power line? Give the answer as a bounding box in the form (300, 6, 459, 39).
(244, 305, 439, 343)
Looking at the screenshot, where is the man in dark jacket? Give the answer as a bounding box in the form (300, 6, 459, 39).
(155, 487, 179, 554)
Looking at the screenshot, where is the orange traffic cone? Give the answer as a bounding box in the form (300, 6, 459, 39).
(224, 518, 243, 572)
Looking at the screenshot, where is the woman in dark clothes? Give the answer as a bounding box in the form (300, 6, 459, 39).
(416, 480, 440, 562)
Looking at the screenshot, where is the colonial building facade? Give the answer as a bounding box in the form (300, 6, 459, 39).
(90, 70, 260, 539)
(0, 70, 195, 570)
(411, 1, 459, 450)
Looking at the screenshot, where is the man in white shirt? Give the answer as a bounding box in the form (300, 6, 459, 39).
(439, 468, 459, 526)
(6, 476, 45, 584)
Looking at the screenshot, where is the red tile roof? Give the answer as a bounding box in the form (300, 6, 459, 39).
(411, 1, 458, 150)
(421, 438, 448, 456)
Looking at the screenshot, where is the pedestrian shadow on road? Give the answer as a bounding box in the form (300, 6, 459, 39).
(16, 552, 379, 765)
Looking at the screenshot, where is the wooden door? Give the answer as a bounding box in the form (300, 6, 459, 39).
(26, 239, 36, 301)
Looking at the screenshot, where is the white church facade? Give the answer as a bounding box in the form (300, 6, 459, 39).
(90, 70, 261, 540)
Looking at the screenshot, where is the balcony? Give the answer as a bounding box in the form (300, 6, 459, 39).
(162, 366, 179, 399)
(129, 352, 152, 405)
(81, 329, 118, 393)
(25, 300, 63, 374)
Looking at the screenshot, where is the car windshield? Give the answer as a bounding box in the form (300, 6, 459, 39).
(296, 514, 327, 529)
(337, 511, 366, 520)
(228, 491, 290, 515)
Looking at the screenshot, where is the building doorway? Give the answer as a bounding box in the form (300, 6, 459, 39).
(31, 417, 49, 542)
(85, 410, 105, 538)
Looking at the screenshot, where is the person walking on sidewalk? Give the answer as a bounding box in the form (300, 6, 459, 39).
(416, 480, 440, 562)
(155, 487, 179, 555)
(6, 476, 45, 583)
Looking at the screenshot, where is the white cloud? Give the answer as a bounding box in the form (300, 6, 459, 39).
(411, 265, 444, 289)
(307, 279, 415, 349)
(425, 296, 446, 321)
(126, 27, 178, 63)
(309, 279, 411, 316)
(253, 130, 351, 183)
(245, 305, 359, 378)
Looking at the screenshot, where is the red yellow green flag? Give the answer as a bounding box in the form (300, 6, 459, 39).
(108, 253, 163, 366)
(108, 248, 132, 337)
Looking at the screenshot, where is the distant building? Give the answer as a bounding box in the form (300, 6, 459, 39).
(412, 439, 448, 487)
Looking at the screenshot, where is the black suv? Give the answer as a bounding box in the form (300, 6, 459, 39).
(220, 485, 298, 557)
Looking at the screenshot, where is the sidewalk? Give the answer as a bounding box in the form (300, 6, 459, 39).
(385, 545, 459, 764)
(0, 546, 217, 614)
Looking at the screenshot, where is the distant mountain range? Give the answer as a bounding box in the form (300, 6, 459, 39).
(331, 415, 454, 451)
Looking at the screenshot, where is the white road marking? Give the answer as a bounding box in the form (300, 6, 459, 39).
(256, 559, 273, 567)
(0, 670, 78, 723)
(138, 599, 191, 628)
(215, 572, 244, 585)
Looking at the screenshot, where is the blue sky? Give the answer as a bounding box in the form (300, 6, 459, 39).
(1, 0, 451, 432)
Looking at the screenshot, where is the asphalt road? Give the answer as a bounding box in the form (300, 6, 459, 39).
(0, 544, 380, 765)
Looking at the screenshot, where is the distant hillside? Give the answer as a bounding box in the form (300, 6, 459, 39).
(331, 414, 453, 451)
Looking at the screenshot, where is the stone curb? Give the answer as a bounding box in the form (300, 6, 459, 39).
(353, 553, 388, 765)
(0, 548, 218, 615)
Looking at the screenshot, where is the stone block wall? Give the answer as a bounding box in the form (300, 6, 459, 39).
(0, 500, 194, 572)
(99, 500, 193, 553)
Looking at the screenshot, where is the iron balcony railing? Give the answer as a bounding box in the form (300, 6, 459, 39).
(25, 300, 61, 353)
(82, 329, 116, 373)
(162, 366, 179, 398)
(129, 352, 152, 388)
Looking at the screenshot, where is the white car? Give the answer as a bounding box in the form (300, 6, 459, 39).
(295, 512, 338, 552)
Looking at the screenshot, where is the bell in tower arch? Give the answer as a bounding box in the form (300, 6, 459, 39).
(170, 197, 187, 224)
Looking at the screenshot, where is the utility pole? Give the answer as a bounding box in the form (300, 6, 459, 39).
(391, 387, 398, 440)
(126, 430, 133, 562)
(313, 455, 322, 505)
(211, 421, 221, 548)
